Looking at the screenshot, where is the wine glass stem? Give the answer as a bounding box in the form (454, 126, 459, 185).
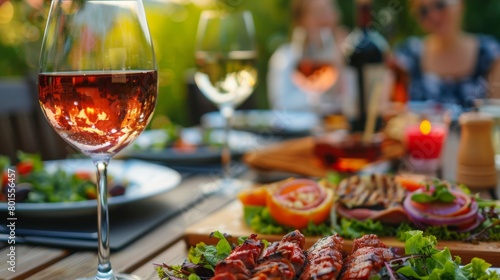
(308, 93, 321, 115)
(93, 158, 115, 280)
(221, 106, 234, 180)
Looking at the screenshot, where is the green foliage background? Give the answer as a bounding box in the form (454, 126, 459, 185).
(1, 0, 499, 126)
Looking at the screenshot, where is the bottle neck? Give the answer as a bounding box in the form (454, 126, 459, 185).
(356, 2, 372, 29)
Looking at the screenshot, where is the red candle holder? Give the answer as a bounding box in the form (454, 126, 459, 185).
(404, 120, 448, 172)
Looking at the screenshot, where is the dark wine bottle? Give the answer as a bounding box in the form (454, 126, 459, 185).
(344, 0, 389, 132)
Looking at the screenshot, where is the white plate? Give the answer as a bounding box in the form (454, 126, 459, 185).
(0, 159, 181, 216)
(201, 110, 320, 136)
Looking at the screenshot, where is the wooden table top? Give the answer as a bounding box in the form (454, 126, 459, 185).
(0, 173, 239, 280)
(1, 129, 499, 280)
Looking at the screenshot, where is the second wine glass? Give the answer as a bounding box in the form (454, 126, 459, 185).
(291, 27, 340, 114)
(194, 10, 257, 190)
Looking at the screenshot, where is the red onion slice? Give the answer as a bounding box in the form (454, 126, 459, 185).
(403, 191, 479, 229)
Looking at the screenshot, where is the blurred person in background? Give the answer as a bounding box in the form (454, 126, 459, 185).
(267, 0, 347, 115)
(394, 0, 500, 109)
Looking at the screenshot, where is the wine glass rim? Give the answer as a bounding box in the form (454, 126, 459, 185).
(195, 9, 256, 53)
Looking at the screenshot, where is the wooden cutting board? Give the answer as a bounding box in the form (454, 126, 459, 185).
(184, 201, 500, 266)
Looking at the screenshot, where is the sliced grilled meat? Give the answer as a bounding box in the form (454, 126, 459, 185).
(258, 230, 306, 275)
(225, 234, 264, 270)
(336, 174, 407, 209)
(213, 234, 264, 279)
(260, 242, 278, 259)
(251, 256, 295, 280)
(339, 247, 395, 280)
(299, 234, 344, 280)
(214, 259, 251, 280)
(211, 272, 238, 280)
(299, 256, 342, 280)
(339, 234, 396, 280)
(276, 240, 306, 275)
(261, 230, 306, 258)
(281, 229, 306, 247)
(335, 174, 410, 225)
(351, 234, 387, 251)
(308, 234, 344, 253)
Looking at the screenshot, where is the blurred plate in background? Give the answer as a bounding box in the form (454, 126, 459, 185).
(119, 128, 263, 165)
(201, 110, 320, 137)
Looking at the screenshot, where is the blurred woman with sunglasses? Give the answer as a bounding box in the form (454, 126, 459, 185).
(394, 0, 500, 109)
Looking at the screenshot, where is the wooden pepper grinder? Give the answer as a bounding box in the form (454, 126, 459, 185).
(456, 112, 497, 197)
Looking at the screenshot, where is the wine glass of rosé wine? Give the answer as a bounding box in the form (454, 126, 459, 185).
(194, 10, 257, 191)
(38, 0, 157, 279)
(291, 27, 340, 114)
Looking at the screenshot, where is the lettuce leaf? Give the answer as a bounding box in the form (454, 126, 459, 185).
(395, 231, 499, 280)
(188, 231, 231, 268)
(403, 230, 439, 255)
(333, 218, 401, 239)
(462, 258, 498, 280)
(0, 155, 10, 171)
(157, 231, 232, 279)
(244, 206, 287, 235)
(17, 151, 43, 171)
(244, 206, 408, 238)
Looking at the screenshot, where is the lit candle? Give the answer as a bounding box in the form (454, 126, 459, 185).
(405, 120, 448, 159)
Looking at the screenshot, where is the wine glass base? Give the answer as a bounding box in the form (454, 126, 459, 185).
(201, 178, 250, 195)
(77, 273, 142, 280)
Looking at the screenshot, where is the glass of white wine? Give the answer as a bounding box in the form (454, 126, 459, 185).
(194, 10, 257, 190)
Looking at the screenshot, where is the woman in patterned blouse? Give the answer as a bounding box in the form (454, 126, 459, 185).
(394, 0, 500, 109)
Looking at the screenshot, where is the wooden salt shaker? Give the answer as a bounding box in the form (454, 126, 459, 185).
(456, 112, 497, 194)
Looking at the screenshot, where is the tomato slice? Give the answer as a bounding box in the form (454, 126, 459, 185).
(16, 161, 34, 176)
(395, 174, 426, 192)
(238, 186, 268, 206)
(85, 186, 97, 200)
(266, 179, 333, 229)
(275, 179, 326, 210)
(74, 171, 93, 181)
(173, 139, 197, 153)
(2, 172, 7, 187)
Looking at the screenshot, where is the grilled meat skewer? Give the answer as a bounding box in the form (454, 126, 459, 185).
(213, 234, 264, 279)
(251, 255, 295, 280)
(299, 234, 344, 280)
(258, 230, 306, 276)
(339, 234, 397, 280)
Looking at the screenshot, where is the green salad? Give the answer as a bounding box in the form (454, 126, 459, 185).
(1, 152, 126, 203)
(378, 230, 499, 279)
(242, 198, 500, 242)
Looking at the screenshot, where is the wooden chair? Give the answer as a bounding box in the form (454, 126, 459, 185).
(0, 77, 73, 163)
